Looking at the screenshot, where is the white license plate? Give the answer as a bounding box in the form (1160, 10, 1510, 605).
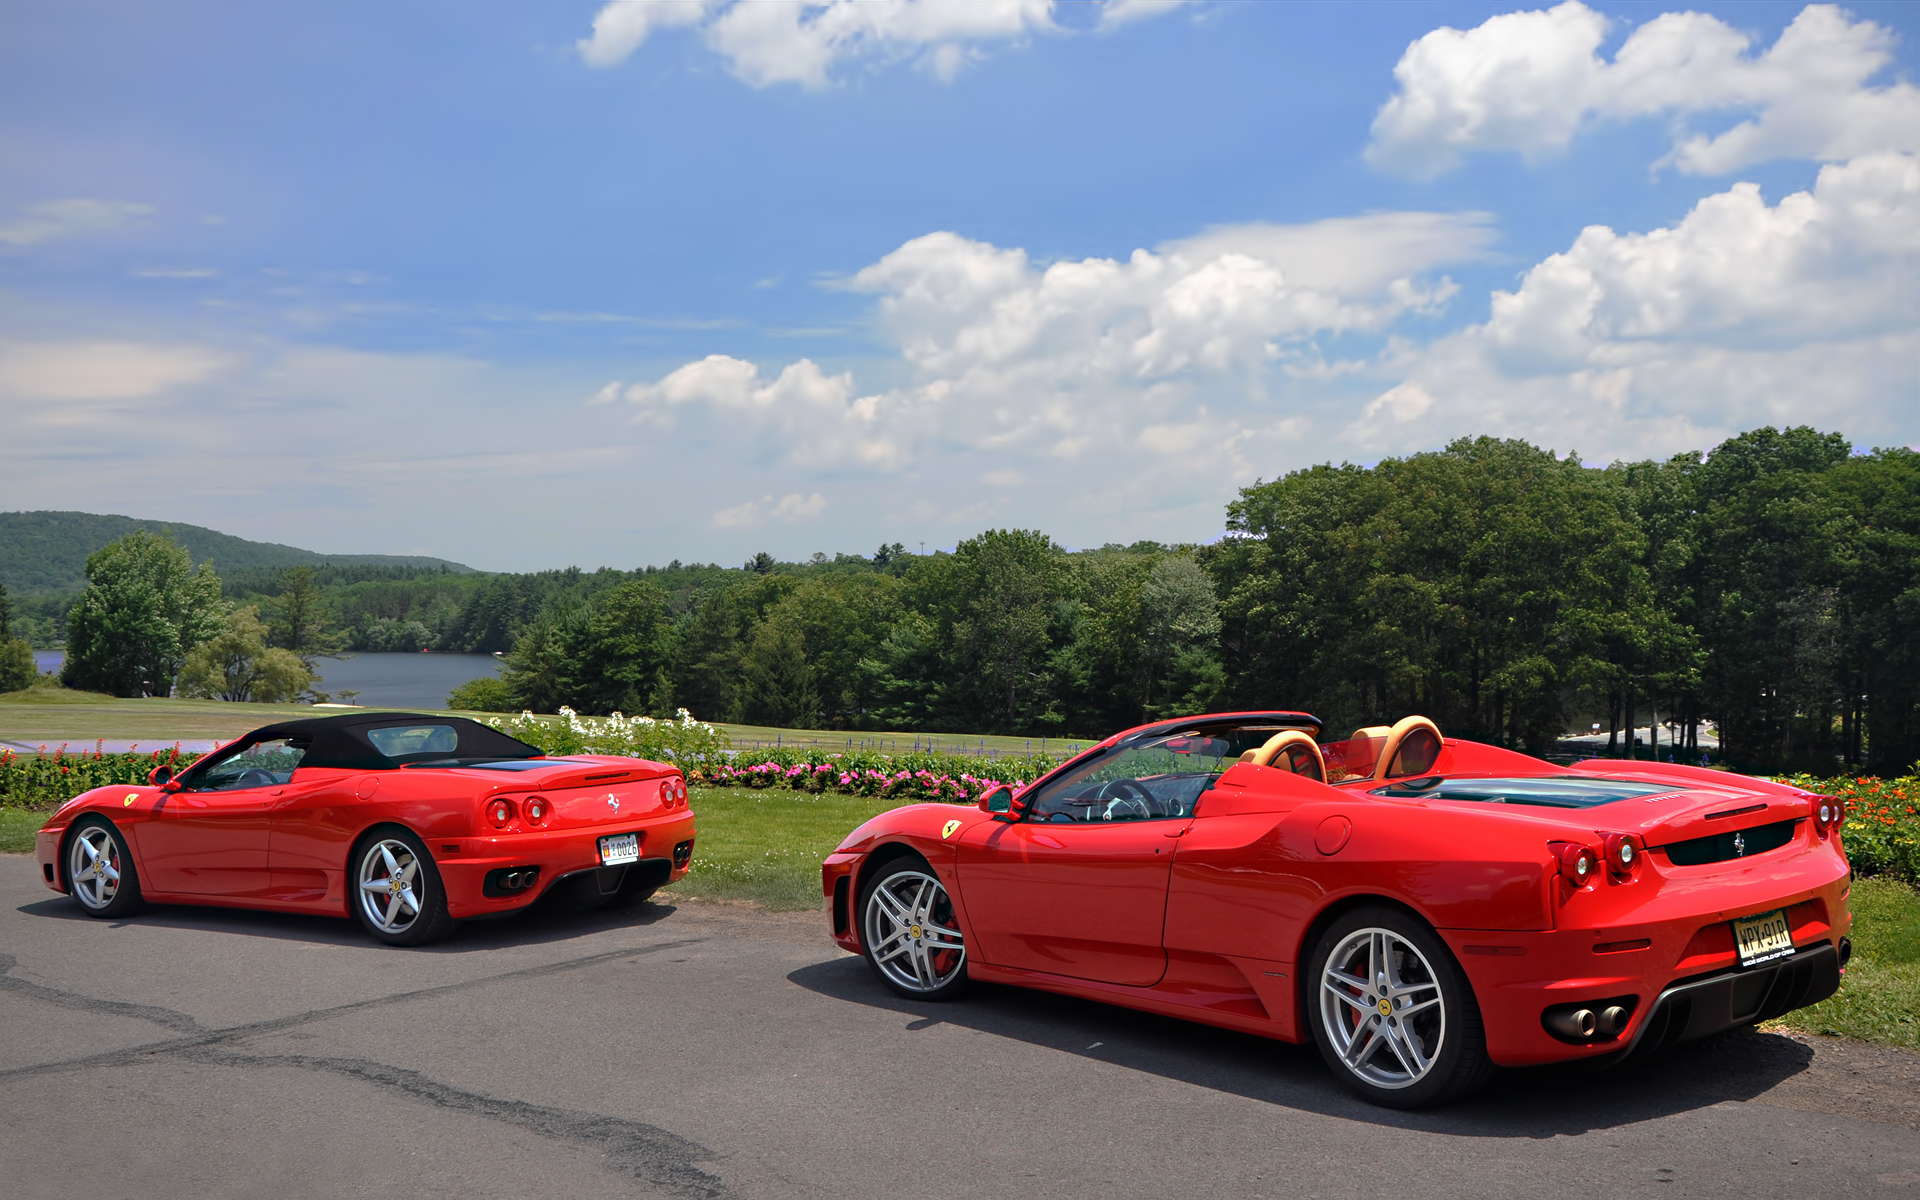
(1732, 908, 1794, 967)
(598, 833, 640, 866)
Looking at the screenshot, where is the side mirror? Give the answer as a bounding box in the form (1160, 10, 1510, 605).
(149, 765, 172, 787)
(983, 786, 1030, 823)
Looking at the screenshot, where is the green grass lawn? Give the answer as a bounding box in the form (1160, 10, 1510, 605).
(663, 787, 945, 910)
(1771, 875, 1920, 1050)
(0, 807, 45, 854)
(0, 686, 1071, 755)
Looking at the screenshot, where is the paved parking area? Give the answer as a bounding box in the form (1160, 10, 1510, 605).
(3, 859, 1918, 1198)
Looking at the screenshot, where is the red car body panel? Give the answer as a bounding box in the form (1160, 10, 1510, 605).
(823, 717, 1851, 1068)
(37, 754, 695, 921)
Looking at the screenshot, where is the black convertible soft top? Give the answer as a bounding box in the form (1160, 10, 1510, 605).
(211, 712, 544, 771)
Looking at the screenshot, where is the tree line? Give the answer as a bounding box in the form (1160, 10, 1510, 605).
(33, 426, 1918, 774)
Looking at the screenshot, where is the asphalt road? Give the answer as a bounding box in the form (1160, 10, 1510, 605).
(3, 860, 1918, 1199)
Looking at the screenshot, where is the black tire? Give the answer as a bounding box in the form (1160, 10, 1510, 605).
(1306, 905, 1496, 1109)
(858, 855, 969, 1001)
(64, 816, 144, 918)
(349, 826, 455, 946)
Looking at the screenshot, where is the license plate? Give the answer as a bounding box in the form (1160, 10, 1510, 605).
(598, 833, 640, 866)
(1732, 908, 1793, 967)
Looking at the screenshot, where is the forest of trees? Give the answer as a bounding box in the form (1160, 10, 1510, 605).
(24, 426, 1918, 775)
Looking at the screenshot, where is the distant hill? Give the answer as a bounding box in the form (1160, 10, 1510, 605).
(0, 511, 476, 594)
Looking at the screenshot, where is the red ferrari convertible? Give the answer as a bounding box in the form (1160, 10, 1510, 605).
(35, 713, 696, 945)
(822, 711, 1852, 1108)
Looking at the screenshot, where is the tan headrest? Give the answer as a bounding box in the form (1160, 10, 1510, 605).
(1250, 730, 1327, 782)
(1376, 715, 1443, 780)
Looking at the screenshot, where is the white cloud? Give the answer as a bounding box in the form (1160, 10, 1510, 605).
(577, 0, 717, 69)
(0, 199, 154, 247)
(577, 0, 1183, 87)
(611, 211, 1486, 481)
(0, 341, 229, 406)
(1350, 153, 1920, 456)
(711, 491, 829, 527)
(1369, 2, 1920, 177)
(1098, 0, 1192, 32)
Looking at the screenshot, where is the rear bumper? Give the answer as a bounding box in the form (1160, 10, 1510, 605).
(1447, 868, 1852, 1067)
(436, 812, 696, 919)
(1612, 942, 1840, 1063)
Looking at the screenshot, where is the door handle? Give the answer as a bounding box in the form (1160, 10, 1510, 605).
(1162, 824, 1190, 839)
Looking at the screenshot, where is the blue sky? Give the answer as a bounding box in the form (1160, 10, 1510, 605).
(2, 1, 1915, 571)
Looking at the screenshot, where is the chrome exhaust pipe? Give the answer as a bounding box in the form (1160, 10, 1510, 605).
(1838, 936, 1853, 969)
(1545, 1007, 1598, 1040)
(1597, 1005, 1629, 1037)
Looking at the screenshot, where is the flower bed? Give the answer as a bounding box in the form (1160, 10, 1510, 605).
(1788, 773, 1920, 883)
(1, 743, 204, 808)
(489, 708, 1064, 803)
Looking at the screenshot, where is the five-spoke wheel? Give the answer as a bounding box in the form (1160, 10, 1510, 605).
(860, 858, 967, 1000)
(352, 827, 453, 946)
(65, 818, 141, 918)
(1308, 906, 1494, 1108)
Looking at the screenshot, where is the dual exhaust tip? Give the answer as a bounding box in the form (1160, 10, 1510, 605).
(1543, 997, 1636, 1043)
(483, 865, 542, 897)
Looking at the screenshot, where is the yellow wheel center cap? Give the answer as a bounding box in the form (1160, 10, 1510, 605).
(1377, 999, 1392, 1016)
(909, 924, 923, 939)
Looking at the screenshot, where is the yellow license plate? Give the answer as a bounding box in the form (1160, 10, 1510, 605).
(1732, 908, 1793, 967)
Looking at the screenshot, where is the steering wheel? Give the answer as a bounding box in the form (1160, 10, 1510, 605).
(235, 768, 279, 790)
(1100, 779, 1154, 821)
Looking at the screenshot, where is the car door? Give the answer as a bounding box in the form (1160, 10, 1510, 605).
(141, 737, 302, 896)
(953, 735, 1226, 987)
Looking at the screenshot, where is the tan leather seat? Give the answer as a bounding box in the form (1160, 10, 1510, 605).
(1248, 730, 1327, 783)
(1375, 715, 1443, 779)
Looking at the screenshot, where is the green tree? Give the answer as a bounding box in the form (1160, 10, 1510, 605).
(266, 565, 344, 660)
(447, 675, 515, 712)
(0, 582, 36, 692)
(61, 531, 224, 697)
(501, 580, 673, 715)
(177, 606, 314, 702)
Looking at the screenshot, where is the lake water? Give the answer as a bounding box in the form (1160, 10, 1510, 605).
(31, 650, 504, 711)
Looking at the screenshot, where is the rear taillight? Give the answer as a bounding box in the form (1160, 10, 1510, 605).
(659, 776, 687, 807)
(487, 799, 516, 829)
(524, 796, 548, 826)
(1554, 842, 1599, 885)
(1811, 794, 1841, 837)
(1603, 833, 1643, 880)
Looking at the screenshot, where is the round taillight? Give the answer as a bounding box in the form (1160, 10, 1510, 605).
(1557, 842, 1599, 884)
(1574, 851, 1593, 879)
(675, 778, 687, 804)
(1618, 841, 1634, 866)
(488, 799, 515, 828)
(525, 797, 548, 826)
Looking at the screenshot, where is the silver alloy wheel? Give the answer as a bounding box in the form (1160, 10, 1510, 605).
(357, 838, 426, 935)
(1319, 926, 1447, 1090)
(68, 825, 122, 911)
(864, 868, 966, 993)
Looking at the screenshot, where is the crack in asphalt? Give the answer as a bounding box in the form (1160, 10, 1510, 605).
(0, 938, 733, 1197)
(0, 951, 206, 1033)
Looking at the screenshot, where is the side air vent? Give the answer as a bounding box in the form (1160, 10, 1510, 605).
(1660, 819, 1798, 866)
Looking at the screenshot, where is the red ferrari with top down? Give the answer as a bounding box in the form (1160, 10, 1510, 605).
(35, 713, 696, 945)
(822, 711, 1853, 1108)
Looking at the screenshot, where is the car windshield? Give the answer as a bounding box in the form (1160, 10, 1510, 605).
(1370, 776, 1679, 809)
(1025, 725, 1310, 822)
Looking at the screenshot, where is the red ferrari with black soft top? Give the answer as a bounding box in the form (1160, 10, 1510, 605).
(36, 713, 696, 945)
(822, 711, 1851, 1108)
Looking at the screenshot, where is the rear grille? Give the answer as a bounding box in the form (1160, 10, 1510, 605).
(1660, 819, 1798, 866)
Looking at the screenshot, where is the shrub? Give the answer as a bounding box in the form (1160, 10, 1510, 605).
(1790, 773, 1920, 883)
(447, 675, 514, 712)
(1, 744, 205, 808)
(0, 638, 36, 693)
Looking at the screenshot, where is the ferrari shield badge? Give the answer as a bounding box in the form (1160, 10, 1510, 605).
(942, 819, 961, 840)
(123, 793, 138, 806)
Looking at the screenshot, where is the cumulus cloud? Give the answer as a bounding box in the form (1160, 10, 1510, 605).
(1349, 153, 1920, 455)
(0, 199, 154, 247)
(712, 491, 829, 527)
(1369, 2, 1920, 177)
(605, 211, 1485, 487)
(577, 0, 1181, 87)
